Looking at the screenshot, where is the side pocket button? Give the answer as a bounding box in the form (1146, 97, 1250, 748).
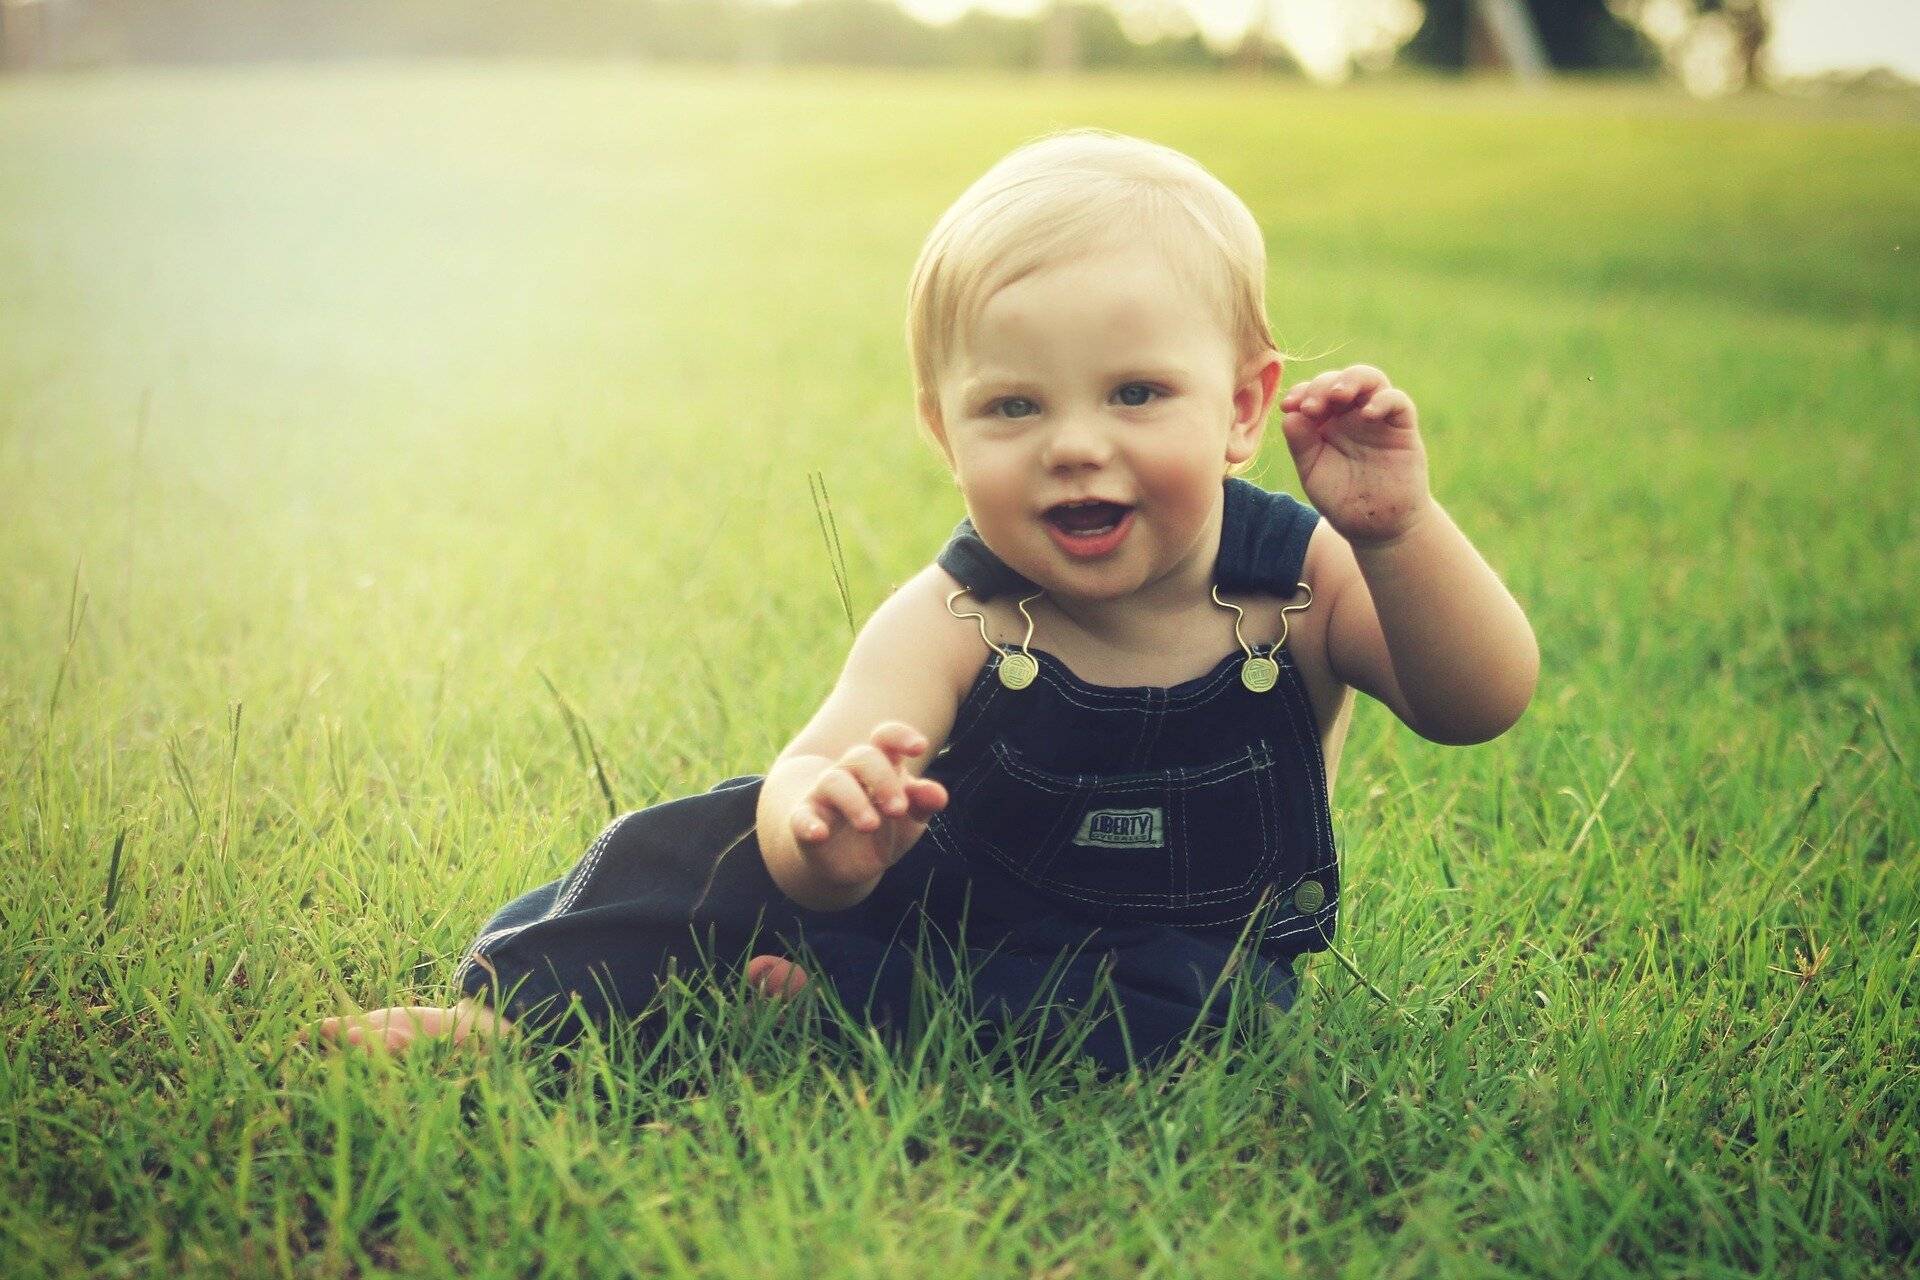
(1293, 879, 1326, 914)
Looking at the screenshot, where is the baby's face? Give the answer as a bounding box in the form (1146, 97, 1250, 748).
(924, 241, 1271, 604)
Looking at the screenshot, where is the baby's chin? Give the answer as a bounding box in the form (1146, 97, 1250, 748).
(976, 517, 1170, 602)
(1016, 555, 1150, 603)
(1028, 538, 1224, 608)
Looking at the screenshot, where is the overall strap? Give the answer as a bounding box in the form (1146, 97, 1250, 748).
(1215, 477, 1319, 594)
(936, 478, 1320, 600)
(936, 520, 1040, 601)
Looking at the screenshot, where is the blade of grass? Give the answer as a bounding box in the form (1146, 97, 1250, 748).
(809, 470, 855, 636)
(1567, 748, 1634, 861)
(538, 669, 619, 820)
(46, 557, 88, 727)
(101, 826, 128, 919)
(166, 731, 203, 831)
(216, 702, 242, 867)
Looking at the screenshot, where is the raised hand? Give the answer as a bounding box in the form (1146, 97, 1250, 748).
(1278, 364, 1432, 548)
(789, 721, 948, 891)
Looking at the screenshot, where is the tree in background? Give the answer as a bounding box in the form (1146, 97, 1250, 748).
(6, 0, 1248, 72)
(3, 0, 1779, 85)
(1401, 0, 1658, 72)
(1708, 0, 1770, 87)
(1612, 0, 1771, 92)
(1402, 0, 1775, 92)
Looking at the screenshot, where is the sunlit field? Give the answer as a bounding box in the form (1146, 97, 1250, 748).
(3, 64, 1916, 1277)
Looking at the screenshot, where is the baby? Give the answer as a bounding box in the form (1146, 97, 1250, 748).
(318, 130, 1538, 1071)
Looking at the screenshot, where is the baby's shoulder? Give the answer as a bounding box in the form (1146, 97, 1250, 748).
(857, 563, 993, 702)
(1284, 520, 1362, 732)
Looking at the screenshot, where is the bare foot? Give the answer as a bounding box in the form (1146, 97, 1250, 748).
(307, 999, 512, 1053)
(745, 954, 810, 999)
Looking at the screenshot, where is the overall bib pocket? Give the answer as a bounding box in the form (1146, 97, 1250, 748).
(949, 738, 1290, 925)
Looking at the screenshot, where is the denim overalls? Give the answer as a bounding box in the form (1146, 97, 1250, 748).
(457, 479, 1339, 1076)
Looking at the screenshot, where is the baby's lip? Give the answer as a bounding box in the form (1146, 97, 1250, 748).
(1041, 497, 1133, 515)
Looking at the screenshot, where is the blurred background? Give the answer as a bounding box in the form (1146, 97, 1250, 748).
(3, 0, 1916, 98)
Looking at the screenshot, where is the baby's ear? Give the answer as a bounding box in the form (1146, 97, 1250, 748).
(1227, 352, 1282, 463)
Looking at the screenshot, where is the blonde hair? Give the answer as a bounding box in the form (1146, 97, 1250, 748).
(906, 129, 1278, 413)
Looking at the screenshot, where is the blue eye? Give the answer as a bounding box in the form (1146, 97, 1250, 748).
(1115, 384, 1159, 407)
(994, 397, 1039, 419)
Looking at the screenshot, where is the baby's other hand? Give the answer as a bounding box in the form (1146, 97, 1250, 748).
(1279, 365, 1434, 548)
(789, 722, 948, 888)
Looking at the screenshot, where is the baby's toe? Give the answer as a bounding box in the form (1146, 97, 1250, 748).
(306, 1015, 350, 1046)
(746, 954, 810, 999)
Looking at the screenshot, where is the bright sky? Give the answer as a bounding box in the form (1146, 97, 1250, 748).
(896, 0, 1920, 84)
(1767, 0, 1920, 79)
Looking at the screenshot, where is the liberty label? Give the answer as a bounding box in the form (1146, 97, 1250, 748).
(1072, 807, 1165, 849)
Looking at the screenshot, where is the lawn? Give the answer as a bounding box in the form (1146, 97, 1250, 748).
(1, 63, 1915, 1277)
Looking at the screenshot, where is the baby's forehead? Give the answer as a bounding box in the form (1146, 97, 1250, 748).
(950, 247, 1235, 357)
(998, 241, 1198, 300)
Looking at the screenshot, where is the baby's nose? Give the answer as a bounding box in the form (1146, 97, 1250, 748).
(1041, 415, 1115, 468)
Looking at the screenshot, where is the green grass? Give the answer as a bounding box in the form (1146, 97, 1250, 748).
(3, 63, 1916, 1278)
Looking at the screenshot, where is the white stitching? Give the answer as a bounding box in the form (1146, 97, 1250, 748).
(453, 808, 639, 993)
(552, 811, 635, 917)
(987, 740, 1285, 903)
(951, 734, 1302, 914)
(1022, 771, 1096, 880)
(1018, 649, 1245, 711)
(1175, 771, 1190, 906)
(987, 741, 1082, 795)
(992, 738, 1263, 793)
(452, 924, 531, 991)
(1135, 689, 1167, 764)
(949, 658, 1000, 744)
(1266, 652, 1340, 940)
(1069, 738, 1279, 905)
(1125, 694, 1155, 770)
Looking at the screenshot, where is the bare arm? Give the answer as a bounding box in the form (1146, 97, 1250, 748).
(1282, 366, 1538, 745)
(1314, 504, 1538, 743)
(755, 565, 976, 911)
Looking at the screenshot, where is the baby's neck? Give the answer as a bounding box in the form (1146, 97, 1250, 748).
(1040, 547, 1223, 659)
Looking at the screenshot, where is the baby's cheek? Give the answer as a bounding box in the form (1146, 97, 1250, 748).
(1135, 454, 1217, 512)
(956, 459, 1029, 519)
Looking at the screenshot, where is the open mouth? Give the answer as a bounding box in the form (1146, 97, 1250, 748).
(1042, 500, 1135, 558)
(1043, 500, 1133, 536)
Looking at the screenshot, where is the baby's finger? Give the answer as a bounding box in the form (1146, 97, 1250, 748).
(792, 800, 837, 845)
(1296, 371, 1345, 415)
(903, 776, 948, 820)
(816, 765, 884, 832)
(1325, 368, 1384, 411)
(1343, 364, 1388, 391)
(869, 721, 928, 765)
(839, 742, 912, 817)
(1279, 407, 1323, 459)
(1283, 372, 1331, 403)
(1360, 388, 1413, 424)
